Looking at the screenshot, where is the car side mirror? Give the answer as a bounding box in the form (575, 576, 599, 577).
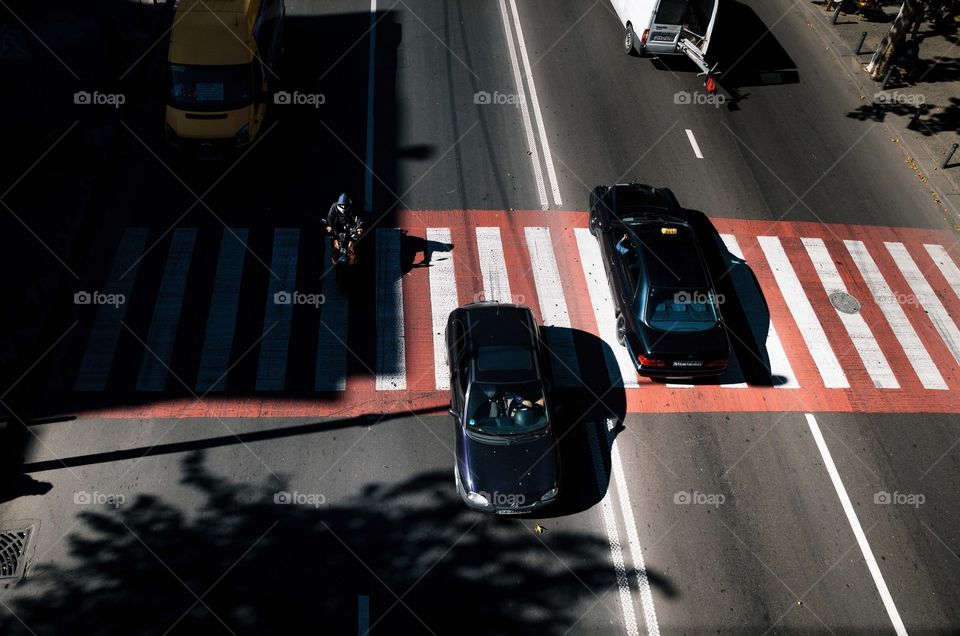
(448, 409, 460, 418)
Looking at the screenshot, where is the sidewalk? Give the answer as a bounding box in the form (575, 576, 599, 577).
(799, 0, 960, 224)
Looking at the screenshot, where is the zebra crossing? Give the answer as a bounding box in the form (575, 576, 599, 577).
(62, 211, 960, 417)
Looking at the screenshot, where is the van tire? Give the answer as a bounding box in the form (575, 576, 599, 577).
(623, 24, 639, 56)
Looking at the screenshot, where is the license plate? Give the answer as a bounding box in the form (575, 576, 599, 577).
(673, 360, 703, 367)
(651, 33, 674, 42)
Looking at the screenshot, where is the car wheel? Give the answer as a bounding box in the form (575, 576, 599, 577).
(589, 216, 599, 237)
(623, 24, 638, 56)
(616, 314, 627, 347)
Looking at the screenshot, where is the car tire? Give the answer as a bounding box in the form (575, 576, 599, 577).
(616, 314, 627, 347)
(589, 216, 599, 237)
(623, 24, 639, 56)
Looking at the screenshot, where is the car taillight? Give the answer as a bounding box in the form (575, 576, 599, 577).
(706, 358, 728, 368)
(637, 354, 665, 367)
(640, 28, 649, 45)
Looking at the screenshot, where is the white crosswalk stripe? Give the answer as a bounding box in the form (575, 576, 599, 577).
(886, 241, 960, 367)
(721, 235, 799, 388)
(256, 229, 299, 392)
(428, 228, 458, 391)
(925, 244, 960, 303)
(575, 228, 639, 389)
(376, 228, 406, 390)
(137, 228, 197, 391)
(196, 229, 248, 392)
(759, 236, 849, 388)
(525, 227, 581, 388)
(845, 240, 947, 390)
(476, 227, 512, 303)
(803, 238, 899, 389)
(316, 237, 349, 392)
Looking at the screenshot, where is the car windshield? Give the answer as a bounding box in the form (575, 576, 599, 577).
(655, 0, 688, 24)
(168, 63, 252, 111)
(644, 287, 719, 332)
(475, 345, 534, 372)
(466, 382, 548, 436)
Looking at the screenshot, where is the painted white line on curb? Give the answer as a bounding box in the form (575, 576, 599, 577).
(806, 413, 908, 636)
(685, 128, 704, 159)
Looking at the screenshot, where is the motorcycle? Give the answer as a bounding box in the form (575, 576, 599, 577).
(331, 220, 362, 291)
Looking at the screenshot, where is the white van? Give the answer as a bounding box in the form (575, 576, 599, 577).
(613, 0, 718, 66)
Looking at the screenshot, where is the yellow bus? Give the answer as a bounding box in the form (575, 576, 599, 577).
(165, 0, 283, 154)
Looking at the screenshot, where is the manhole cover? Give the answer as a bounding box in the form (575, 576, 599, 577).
(0, 523, 37, 585)
(829, 291, 861, 314)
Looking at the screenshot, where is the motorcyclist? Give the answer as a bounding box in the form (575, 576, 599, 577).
(325, 193, 362, 238)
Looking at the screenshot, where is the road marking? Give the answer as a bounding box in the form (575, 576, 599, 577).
(497, 0, 549, 210)
(358, 594, 370, 636)
(685, 128, 704, 159)
(524, 227, 580, 387)
(136, 228, 197, 391)
(75, 228, 149, 391)
(476, 227, 512, 302)
(845, 240, 946, 390)
(802, 238, 899, 389)
(427, 228, 457, 390)
(605, 418, 661, 636)
(721, 234, 799, 388)
(316, 237, 349, 392)
(886, 241, 960, 367)
(507, 0, 562, 207)
(255, 229, 299, 391)
(376, 228, 406, 390)
(586, 422, 640, 636)
(924, 244, 960, 302)
(758, 236, 849, 388)
(364, 0, 377, 212)
(575, 228, 639, 388)
(806, 413, 908, 636)
(196, 229, 248, 392)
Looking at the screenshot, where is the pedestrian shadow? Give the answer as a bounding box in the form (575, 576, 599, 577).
(398, 229, 454, 275)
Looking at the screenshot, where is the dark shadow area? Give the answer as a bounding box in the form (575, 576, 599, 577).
(0, 451, 676, 634)
(846, 96, 960, 135)
(685, 210, 789, 387)
(398, 230, 454, 274)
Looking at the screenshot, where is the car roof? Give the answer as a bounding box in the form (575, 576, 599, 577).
(453, 304, 540, 383)
(626, 221, 711, 288)
(169, 0, 258, 66)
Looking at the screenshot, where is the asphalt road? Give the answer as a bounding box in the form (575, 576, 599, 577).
(0, 0, 958, 634)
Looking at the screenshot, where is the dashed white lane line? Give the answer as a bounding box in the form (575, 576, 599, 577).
(685, 128, 704, 159)
(806, 413, 908, 636)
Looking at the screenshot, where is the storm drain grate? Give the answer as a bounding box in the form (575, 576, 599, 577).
(0, 523, 36, 584)
(829, 291, 861, 315)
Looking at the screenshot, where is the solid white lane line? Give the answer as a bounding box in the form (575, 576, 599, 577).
(376, 228, 406, 390)
(427, 228, 458, 391)
(316, 237, 349, 392)
(256, 229, 300, 392)
(806, 413, 908, 636)
(75, 228, 150, 391)
(575, 228, 639, 388)
(924, 244, 960, 302)
(137, 228, 197, 391)
(845, 240, 947, 390)
(476, 227, 512, 303)
(802, 238, 899, 389)
(524, 227, 580, 387)
(758, 236, 849, 388)
(586, 422, 640, 636)
(886, 241, 960, 367)
(720, 234, 799, 389)
(364, 0, 377, 212)
(196, 229, 248, 392)
(685, 129, 704, 159)
(508, 0, 562, 207)
(497, 0, 549, 210)
(606, 418, 661, 636)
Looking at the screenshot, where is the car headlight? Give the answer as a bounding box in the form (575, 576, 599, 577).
(467, 491, 491, 507)
(540, 487, 559, 502)
(234, 124, 249, 146)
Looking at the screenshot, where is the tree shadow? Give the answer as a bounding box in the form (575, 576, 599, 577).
(0, 450, 675, 634)
(846, 96, 960, 136)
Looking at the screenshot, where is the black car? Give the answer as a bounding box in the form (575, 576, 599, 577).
(588, 183, 729, 378)
(445, 303, 560, 514)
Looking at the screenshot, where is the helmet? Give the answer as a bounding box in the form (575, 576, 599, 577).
(513, 407, 537, 428)
(336, 193, 352, 212)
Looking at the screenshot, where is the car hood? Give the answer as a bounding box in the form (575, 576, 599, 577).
(459, 431, 558, 502)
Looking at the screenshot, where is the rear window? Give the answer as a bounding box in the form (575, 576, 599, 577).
(644, 288, 718, 332)
(655, 0, 688, 24)
(476, 346, 533, 372)
(168, 63, 252, 111)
